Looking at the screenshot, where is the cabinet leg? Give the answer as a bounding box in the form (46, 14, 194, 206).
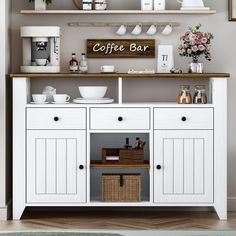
(13, 206, 25, 220)
(214, 205, 227, 220)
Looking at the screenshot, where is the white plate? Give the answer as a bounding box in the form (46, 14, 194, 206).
(30, 102, 49, 104)
(73, 98, 114, 104)
(180, 7, 210, 10)
(76, 97, 111, 100)
(52, 102, 70, 104)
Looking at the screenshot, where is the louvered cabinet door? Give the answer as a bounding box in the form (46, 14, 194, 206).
(27, 130, 86, 203)
(154, 130, 213, 203)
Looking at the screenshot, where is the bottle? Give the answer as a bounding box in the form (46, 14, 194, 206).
(135, 137, 140, 149)
(178, 85, 192, 104)
(69, 53, 79, 72)
(79, 53, 88, 73)
(193, 85, 207, 104)
(124, 138, 132, 150)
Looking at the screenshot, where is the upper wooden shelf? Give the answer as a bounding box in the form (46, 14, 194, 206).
(10, 73, 230, 79)
(20, 10, 216, 15)
(90, 161, 150, 169)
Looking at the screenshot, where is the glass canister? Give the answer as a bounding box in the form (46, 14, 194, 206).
(83, 0, 93, 10)
(178, 85, 192, 104)
(193, 85, 207, 104)
(95, 0, 107, 10)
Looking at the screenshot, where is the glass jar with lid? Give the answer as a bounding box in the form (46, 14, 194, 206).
(178, 85, 192, 104)
(83, 0, 93, 10)
(94, 0, 107, 10)
(193, 85, 207, 104)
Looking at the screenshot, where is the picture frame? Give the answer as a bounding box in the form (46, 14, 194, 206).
(229, 0, 236, 21)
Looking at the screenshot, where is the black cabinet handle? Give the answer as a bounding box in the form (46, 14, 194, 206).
(181, 116, 187, 122)
(156, 165, 162, 170)
(79, 165, 84, 170)
(54, 116, 59, 122)
(118, 116, 123, 122)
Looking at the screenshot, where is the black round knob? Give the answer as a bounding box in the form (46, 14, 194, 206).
(118, 116, 123, 122)
(79, 165, 84, 170)
(181, 116, 187, 122)
(156, 165, 162, 170)
(54, 116, 59, 122)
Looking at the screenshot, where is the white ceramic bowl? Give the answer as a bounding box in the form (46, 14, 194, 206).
(79, 86, 108, 99)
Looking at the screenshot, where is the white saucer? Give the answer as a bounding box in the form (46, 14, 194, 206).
(180, 7, 210, 10)
(52, 102, 70, 104)
(31, 102, 49, 104)
(73, 98, 114, 104)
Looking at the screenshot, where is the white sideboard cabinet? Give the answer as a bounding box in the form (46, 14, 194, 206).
(11, 73, 228, 220)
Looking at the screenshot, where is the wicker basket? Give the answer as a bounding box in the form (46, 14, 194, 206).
(102, 174, 141, 202)
(102, 148, 144, 164)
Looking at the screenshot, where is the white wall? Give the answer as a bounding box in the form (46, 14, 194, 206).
(5, 0, 236, 215)
(0, 0, 11, 220)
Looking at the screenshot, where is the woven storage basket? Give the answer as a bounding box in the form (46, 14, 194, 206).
(102, 174, 141, 202)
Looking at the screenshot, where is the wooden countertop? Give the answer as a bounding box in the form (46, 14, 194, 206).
(10, 73, 230, 78)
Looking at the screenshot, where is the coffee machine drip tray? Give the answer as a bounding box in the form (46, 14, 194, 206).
(21, 66, 60, 73)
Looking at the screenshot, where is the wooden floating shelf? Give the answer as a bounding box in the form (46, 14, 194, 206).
(10, 73, 230, 79)
(90, 161, 150, 169)
(20, 10, 217, 15)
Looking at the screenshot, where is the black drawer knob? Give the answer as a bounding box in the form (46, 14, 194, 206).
(54, 116, 59, 122)
(79, 165, 84, 170)
(118, 116, 123, 122)
(156, 165, 162, 170)
(181, 116, 187, 122)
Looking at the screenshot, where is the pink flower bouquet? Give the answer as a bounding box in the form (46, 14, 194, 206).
(178, 24, 213, 63)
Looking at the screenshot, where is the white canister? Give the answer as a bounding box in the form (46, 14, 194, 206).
(141, 0, 153, 11)
(95, 0, 107, 10)
(154, 0, 166, 10)
(35, 0, 47, 10)
(83, 0, 93, 10)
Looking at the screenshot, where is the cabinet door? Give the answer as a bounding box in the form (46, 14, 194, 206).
(154, 130, 213, 203)
(27, 130, 86, 203)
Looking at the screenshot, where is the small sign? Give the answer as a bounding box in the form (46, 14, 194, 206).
(87, 39, 155, 58)
(157, 45, 174, 73)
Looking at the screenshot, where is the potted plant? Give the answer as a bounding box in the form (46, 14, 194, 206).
(178, 24, 213, 73)
(29, 0, 52, 10)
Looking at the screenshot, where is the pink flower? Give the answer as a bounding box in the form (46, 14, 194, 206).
(201, 37, 208, 44)
(187, 49, 192, 54)
(198, 45, 205, 51)
(189, 34, 197, 41)
(192, 46, 198, 52)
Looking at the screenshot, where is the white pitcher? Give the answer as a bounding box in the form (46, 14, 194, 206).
(177, 0, 204, 8)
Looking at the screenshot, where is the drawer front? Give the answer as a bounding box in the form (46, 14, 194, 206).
(27, 108, 86, 130)
(90, 108, 150, 130)
(154, 108, 213, 130)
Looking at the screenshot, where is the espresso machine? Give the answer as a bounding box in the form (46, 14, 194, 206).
(21, 26, 60, 73)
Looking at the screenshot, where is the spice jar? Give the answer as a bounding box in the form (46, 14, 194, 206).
(193, 85, 207, 104)
(178, 85, 192, 104)
(94, 0, 107, 10)
(83, 0, 93, 10)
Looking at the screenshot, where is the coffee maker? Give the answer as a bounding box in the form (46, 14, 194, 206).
(21, 26, 60, 73)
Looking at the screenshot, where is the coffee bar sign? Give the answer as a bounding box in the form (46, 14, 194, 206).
(87, 39, 155, 58)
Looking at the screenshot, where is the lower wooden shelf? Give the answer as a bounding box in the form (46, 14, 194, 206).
(90, 160, 150, 169)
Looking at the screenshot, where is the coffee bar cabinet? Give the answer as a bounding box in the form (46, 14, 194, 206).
(11, 73, 228, 220)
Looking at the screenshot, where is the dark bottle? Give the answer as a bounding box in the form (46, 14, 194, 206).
(124, 138, 132, 150)
(135, 137, 140, 149)
(69, 53, 79, 72)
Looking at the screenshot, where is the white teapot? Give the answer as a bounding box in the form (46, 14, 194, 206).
(177, 0, 205, 8)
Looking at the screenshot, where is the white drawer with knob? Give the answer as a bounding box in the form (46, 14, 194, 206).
(154, 108, 213, 130)
(90, 108, 150, 130)
(27, 108, 86, 130)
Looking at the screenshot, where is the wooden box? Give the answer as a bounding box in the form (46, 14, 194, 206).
(102, 174, 141, 202)
(102, 148, 144, 164)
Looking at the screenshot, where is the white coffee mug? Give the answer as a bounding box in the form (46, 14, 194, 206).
(53, 94, 70, 103)
(32, 94, 47, 103)
(146, 24, 157, 35)
(35, 59, 49, 66)
(101, 65, 115, 73)
(131, 24, 142, 35)
(116, 24, 127, 35)
(161, 24, 172, 35)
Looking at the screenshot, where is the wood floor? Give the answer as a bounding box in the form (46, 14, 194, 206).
(1, 208, 236, 230)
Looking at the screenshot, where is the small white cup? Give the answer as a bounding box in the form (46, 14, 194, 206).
(32, 94, 47, 103)
(131, 24, 142, 35)
(35, 59, 48, 66)
(162, 24, 173, 35)
(101, 65, 115, 73)
(146, 24, 157, 35)
(116, 24, 127, 35)
(53, 94, 70, 103)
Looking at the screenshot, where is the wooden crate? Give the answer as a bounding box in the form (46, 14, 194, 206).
(102, 174, 141, 202)
(102, 148, 144, 164)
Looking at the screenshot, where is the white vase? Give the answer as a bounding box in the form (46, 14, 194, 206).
(35, 0, 46, 10)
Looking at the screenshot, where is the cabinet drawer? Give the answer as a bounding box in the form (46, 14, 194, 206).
(27, 108, 86, 130)
(90, 108, 150, 130)
(154, 108, 213, 130)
